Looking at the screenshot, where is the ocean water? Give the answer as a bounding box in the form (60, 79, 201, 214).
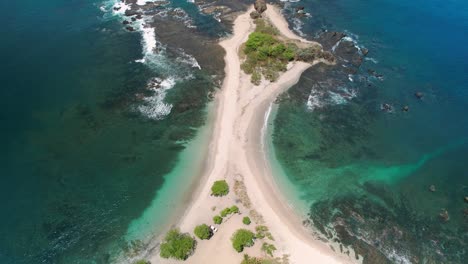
(272, 0, 468, 263)
(0, 0, 223, 263)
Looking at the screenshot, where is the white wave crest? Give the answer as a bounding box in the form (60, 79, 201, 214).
(176, 50, 201, 69)
(138, 77, 176, 119)
(306, 87, 325, 111)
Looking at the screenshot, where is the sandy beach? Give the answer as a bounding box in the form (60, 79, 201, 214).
(152, 5, 357, 264)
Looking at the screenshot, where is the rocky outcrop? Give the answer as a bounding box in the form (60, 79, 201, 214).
(316, 31, 346, 51)
(125, 26, 135, 32)
(250, 11, 261, 19)
(254, 0, 267, 14)
(415, 92, 424, 99)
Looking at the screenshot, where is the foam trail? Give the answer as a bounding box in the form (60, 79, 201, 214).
(138, 78, 176, 120)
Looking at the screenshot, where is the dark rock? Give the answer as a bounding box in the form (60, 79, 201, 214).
(125, 26, 135, 32)
(136, 14, 143, 20)
(415, 91, 424, 99)
(439, 209, 449, 222)
(296, 6, 305, 11)
(250, 11, 261, 19)
(131, 17, 137, 22)
(361, 48, 369, 56)
(316, 31, 346, 51)
(113, 7, 121, 11)
(122, 20, 130, 25)
(464, 196, 468, 203)
(429, 185, 436, 192)
(402, 105, 409, 112)
(381, 103, 393, 112)
(254, 0, 267, 14)
(124, 9, 139, 17)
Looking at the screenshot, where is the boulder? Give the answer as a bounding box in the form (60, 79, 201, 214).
(415, 91, 424, 99)
(361, 48, 369, 56)
(113, 7, 121, 11)
(402, 105, 409, 112)
(122, 20, 130, 25)
(125, 26, 135, 31)
(136, 14, 143, 20)
(429, 185, 436, 192)
(439, 209, 449, 222)
(254, 0, 267, 14)
(464, 196, 468, 203)
(250, 11, 261, 19)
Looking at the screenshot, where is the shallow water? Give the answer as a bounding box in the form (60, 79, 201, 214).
(272, 0, 468, 263)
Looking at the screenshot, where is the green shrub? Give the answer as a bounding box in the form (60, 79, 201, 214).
(230, 205, 239, 214)
(261, 242, 277, 257)
(255, 225, 274, 240)
(242, 217, 251, 225)
(160, 229, 196, 260)
(220, 205, 240, 217)
(231, 229, 255, 252)
(213, 215, 223, 224)
(194, 224, 212, 240)
(211, 180, 229, 196)
(251, 71, 261, 85)
(133, 260, 150, 264)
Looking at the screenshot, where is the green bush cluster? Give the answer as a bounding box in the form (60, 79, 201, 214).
(220, 205, 240, 217)
(255, 225, 274, 240)
(160, 229, 196, 260)
(241, 19, 297, 84)
(133, 260, 150, 264)
(261, 242, 277, 257)
(213, 215, 223, 224)
(242, 216, 251, 225)
(241, 254, 284, 264)
(231, 229, 256, 252)
(211, 180, 229, 196)
(194, 224, 212, 240)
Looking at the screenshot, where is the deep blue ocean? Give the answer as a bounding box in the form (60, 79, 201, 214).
(0, 0, 221, 263)
(273, 0, 468, 263)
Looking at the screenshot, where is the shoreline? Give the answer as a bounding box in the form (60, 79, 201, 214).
(151, 4, 358, 264)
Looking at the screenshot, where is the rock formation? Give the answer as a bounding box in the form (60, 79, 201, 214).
(254, 0, 267, 14)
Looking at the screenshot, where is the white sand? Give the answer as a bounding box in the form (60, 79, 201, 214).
(152, 5, 357, 264)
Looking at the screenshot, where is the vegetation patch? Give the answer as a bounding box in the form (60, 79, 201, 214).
(232, 229, 256, 252)
(243, 216, 251, 225)
(211, 180, 229, 196)
(241, 254, 290, 264)
(241, 18, 334, 85)
(194, 224, 212, 240)
(220, 205, 240, 217)
(234, 179, 252, 209)
(256, 225, 274, 241)
(160, 229, 196, 260)
(261, 242, 277, 257)
(213, 215, 223, 224)
(133, 260, 150, 264)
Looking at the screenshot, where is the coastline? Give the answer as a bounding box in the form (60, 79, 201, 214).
(150, 4, 357, 264)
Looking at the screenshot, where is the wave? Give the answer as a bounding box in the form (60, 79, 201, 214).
(99, 0, 203, 120)
(306, 84, 357, 111)
(137, 77, 176, 120)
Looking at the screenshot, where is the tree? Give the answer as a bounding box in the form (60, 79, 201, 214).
(213, 215, 223, 224)
(242, 216, 251, 225)
(160, 229, 196, 260)
(211, 180, 229, 196)
(231, 229, 255, 252)
(194, 224, 212, 240)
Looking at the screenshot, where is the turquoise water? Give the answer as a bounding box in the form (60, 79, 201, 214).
(0, 0, 223, 263)
(273, 0, 468, 263)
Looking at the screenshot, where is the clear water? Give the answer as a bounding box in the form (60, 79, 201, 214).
(273, 0, 468, 263)
(0, 0, 221, 263)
